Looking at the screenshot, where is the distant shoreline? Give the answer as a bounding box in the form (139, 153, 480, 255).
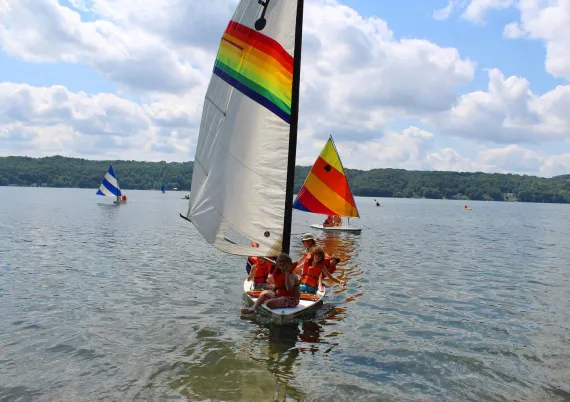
(1, 155, 569, 204)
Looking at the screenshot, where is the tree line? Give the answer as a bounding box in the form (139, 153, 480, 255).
(1, 155, 570, 203)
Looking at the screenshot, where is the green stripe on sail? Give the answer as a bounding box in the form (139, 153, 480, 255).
(214, 60, 291, 115)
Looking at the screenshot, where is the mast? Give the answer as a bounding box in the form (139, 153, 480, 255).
(282, 0, 305, 255)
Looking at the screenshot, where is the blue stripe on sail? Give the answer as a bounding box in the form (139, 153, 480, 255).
(102, 178, 122, 196)
(107, 165, 117, 180)
(96, 164, 122, 197)
(213, 66, 291, 124)
(292, 199, 310, 212)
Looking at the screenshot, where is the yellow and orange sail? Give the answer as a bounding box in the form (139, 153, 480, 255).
(293, 137, 359, 217)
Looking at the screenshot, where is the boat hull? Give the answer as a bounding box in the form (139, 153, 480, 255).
(310, 224, 362, 234)
(243, 279, 325, 325)
(113, 200, 127, 204)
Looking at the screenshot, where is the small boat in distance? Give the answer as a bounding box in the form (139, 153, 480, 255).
(293, 136, 361, 233)
(96, 165, 126, 204)
(463, 205, 472, 211)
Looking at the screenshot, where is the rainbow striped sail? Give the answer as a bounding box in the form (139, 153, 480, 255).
(183, 0, 301, 256)
(293, 137, 359, 217)
(213, 21, 293, 123)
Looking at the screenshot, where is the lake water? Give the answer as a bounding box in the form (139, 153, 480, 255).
(1, 187, 569, 401)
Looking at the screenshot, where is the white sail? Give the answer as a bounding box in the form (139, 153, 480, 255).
(185, 0, 299, 256)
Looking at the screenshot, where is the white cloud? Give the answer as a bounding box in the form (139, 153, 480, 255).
(474, 144, 570, 177)
(2, 0, 569, 177)
(503, 0, 570, 81)
(0, 0, 476, 153)
(539, 153, 570, 177)
(433, 0, 458, 21)
(462, 0, 514, 23)
(479, 144, 544, 173)
(330, 132, 570, 177)
(460, 0, 570, 81)
(0, 82, 196, 160)
(318, 126, 487, 173)
(298, 1, 475, 143)
(0, 0, 202, 93)
(430, 68, 570, 144)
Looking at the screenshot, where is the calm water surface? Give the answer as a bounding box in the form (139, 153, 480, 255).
(1, 187, 569, 401)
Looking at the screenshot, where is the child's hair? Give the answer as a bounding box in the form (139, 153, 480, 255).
(277, 253, 292, 266)
(309, 246, 325, 261)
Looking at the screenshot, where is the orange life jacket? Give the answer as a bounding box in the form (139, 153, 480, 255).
(324, 255, 337, 274)
(253, 259, 272, 283)
(301, 258, 325, 288)
(273, 269, 297, 298)
(305, 253, 334, 275)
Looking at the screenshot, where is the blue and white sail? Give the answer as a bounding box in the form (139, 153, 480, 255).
(96, 165, 122, 197)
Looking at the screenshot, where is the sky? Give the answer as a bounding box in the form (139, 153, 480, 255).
(1, 0, 570, 177)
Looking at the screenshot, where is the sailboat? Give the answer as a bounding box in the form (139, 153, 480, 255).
(96, 165, 126, 204)
(180, 0, 323, 323)
(293, 136, 361, 233)
(161, 183, 165, 194)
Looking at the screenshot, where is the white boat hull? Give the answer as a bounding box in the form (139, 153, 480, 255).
(243, 279, 325, 325)
(310, 224, 361, 234)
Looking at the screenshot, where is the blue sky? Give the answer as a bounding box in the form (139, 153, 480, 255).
(1, 0, 570, 176)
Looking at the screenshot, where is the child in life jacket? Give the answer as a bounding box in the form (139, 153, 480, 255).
(241, 253, 300, 314)
(300, 246, 345, 294)
(247, 256, 275, 290)
(323, 215, 334, 227)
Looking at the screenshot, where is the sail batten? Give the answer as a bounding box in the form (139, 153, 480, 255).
(96, 165, 122, 197)
(185, 0, 299, 257)
(293, 137, 359, 218)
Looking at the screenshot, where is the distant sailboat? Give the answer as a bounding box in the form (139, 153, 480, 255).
(96, 165, 126, 204)
(180, 0, 323, 324)
(161, 183, 165, 194)
(293, 136, 361, 233)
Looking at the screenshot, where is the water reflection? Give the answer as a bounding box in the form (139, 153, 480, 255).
(319, 231, 358, 266)
(142, 326, 303, 401)
(145, 315, 352, 401)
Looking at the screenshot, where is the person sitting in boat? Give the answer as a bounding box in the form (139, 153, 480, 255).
(245, 241, 275, 276)
(299, 233, 337, 273)
(326, 254, 341, 275)
(332, 215, 342, 226)
(247, 256, 274, 290)
(376, 202, 380, 206)
(300, 246, 345, 294)
(323, 215, 334, 227)
(241, 253, 300, 314)
(122, 194, 127, 202)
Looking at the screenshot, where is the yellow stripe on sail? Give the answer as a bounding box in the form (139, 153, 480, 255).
(319, 139, 344, 174)
(304, 173, 359, 217)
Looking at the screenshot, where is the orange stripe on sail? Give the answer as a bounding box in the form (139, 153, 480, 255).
(303, 173, 359, 217)
(310, 157, 356, 208)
